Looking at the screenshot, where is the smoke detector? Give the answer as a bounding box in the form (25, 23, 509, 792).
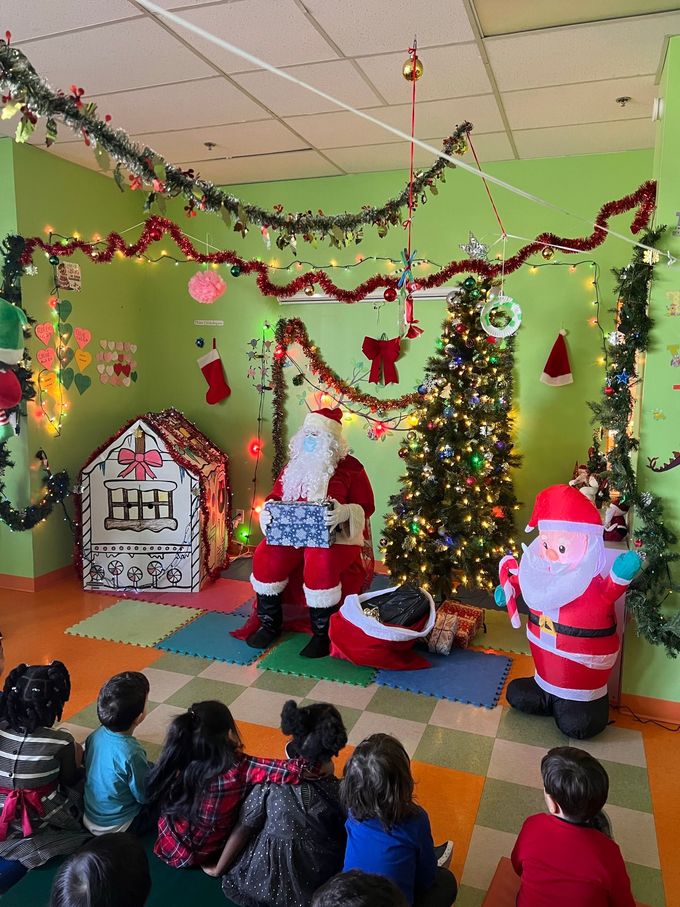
(615, 96, 632, 107)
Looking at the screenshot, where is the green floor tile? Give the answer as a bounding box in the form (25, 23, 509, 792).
(253, 671, 318, 697)
(367, 686, 437, 724)
(454, 885, 486, 907)
(474, 610, 531, 655)
(140, 740, 162, 763)
(300, 698, 363, 734)
(259, 633, 377, 687)
(497, 705, 569, 748)
(66, 599, 201, 647)
(626, 861, 666, 907)
(601, 759, 653, 812)
(476, 778, 546, 834)
(165, 676, 246, 709)
(413, 725, 494, 775)
(64, 701, 101, 730)
(148, 652, 214, 675)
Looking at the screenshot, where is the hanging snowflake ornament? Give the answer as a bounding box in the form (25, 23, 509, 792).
(640, 491, 653, 507)
(608, 330, 625, 346)
(643, 249, 660, 265)
(459, 232, 488, 261)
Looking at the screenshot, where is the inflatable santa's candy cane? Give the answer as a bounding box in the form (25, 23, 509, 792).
(498, 555, 521, 629)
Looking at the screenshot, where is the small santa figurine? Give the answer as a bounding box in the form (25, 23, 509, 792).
(248, 408, 375, 658)
(569, 464, 600, 506)
(495, 485, 641, 739)
(603, 493, 629, 542)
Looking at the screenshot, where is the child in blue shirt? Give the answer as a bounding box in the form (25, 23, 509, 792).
(341, 734, 457, 906)
(84, 672, 152, 835)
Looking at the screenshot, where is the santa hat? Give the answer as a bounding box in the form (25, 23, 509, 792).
(303, 407, 344, 441)
(540, 329, 573, 386)
(526, 484, 603, 535)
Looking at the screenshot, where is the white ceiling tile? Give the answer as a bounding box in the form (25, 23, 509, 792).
(486, 12, 680, 90)
(457, 131, 515, 163)
(185, 149, 342, 184)
(91, 77, 266, 133)
(513, 118, 655, 158)
(503, 77, 656, 130)
(356, 44, 491, 105)
(164, 0, 338, 72)
(15, 19, 215, 95)
(302, 0, 474, 55)
(232, 60, 383, 117)
(137, 119, 306, 161)
(6, 1, 138, 42)
(145, 0, 242, 8)
(284, 95, 502, 150)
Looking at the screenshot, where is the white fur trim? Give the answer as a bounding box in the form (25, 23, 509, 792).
(534, 672, 609, 702)
(609, 567, 633, 587)
(539, 372, 573, 386)
(339, 587, 436, 640)
(0, 347, 23, 366)
(303, 582, 342, 609)
(196, 347, 221, 369)
(334, 503, 366, 546)
(533, 519, 602, 534)
(250, 574, 288, 596)
(303, 411, 343, 441)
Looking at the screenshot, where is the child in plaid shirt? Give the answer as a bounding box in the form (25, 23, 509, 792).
(147, 701, 309, 869)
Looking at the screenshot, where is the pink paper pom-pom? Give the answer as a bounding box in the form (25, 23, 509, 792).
(188, 270, 227, 304)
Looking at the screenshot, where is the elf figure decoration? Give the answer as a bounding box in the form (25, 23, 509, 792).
(0, 298, 28, 441)
(495, 484, 641, 739)
(248, 408, 375, 658)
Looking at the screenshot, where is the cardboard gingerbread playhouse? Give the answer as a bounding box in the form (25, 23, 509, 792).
(77, 409, 230, 593)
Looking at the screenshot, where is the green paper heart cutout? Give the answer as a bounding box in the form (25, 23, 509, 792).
(56, 300, 72, 321)
(130, 371, 138, 383)
(74, 373, 91, 395)
(58, 346, 74, 367)
(59, 322, 73, 344)
(60, 367, 74, 389)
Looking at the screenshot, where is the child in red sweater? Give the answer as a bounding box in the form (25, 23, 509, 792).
(512, 746, 636, 907)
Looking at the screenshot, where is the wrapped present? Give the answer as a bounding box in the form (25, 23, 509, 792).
(427, 608, 459, 656)
(430, 600, 485, 651)
(454, 616, 478, 649)
(264, 500, 336, 549)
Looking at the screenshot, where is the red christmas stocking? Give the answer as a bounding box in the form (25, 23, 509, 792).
(197, 343, 231, 404)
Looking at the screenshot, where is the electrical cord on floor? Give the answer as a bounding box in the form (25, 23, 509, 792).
(611, 703, 680, 732)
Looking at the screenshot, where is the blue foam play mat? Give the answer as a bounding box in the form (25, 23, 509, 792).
(155, 611, 266, 665)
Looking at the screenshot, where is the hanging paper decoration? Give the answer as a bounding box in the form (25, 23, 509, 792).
(188, 270, 226, 304)
(540, 329, 573, 386)
(479, 293, 522, 339)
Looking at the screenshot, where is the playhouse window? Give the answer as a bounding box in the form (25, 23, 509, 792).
(105, 486, 176, 531)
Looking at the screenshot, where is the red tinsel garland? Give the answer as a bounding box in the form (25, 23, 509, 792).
(20, 181, 656, 304)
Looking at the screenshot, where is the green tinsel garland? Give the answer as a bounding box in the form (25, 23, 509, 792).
(589, 227, 680, 656)
(0, 37, 470, 247)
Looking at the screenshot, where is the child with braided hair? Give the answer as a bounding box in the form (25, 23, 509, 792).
(0, 661, 90, 890)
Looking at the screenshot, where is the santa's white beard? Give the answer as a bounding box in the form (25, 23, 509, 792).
(280, 429, 347, 502)
(518, 534, 606, 614)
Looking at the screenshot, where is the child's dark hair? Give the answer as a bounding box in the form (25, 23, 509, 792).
(312, 870, 408, 907)
(0, 661, 71, 733)
(281, 700, 347, 764)
(340, 733, 415, 830)
(97, 672, 150, 732)
(541, 746, 609, 825)
(146, 700, 242, 823)
(50, 832, 151, 907)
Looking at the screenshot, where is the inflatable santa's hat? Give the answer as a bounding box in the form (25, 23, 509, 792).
(525, 483, 603, 534)
(303, 407, 344, 440)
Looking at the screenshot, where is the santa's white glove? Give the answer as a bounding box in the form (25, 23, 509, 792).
(259, 508, 272, 535)
(325, 500, 351, 529)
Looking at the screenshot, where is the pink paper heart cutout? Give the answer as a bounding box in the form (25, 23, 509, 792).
(37, 347, 56, 369)
(110, 375, 119, 386)
(129, 344, 137, 354)
(105, 352, 114, 361)
(116, 341, 124, 351)
(73, 327, 91, 349)
(107, 340, 115, 350)
(123, 376, 131, 387)
(97, 364, 105, 374)
(100, 340, 107, 349)
(96, 351, 104, 361)
(106, 364, 114, 375)
(100, 373, 109, 384)
(35, 323, 54, 345)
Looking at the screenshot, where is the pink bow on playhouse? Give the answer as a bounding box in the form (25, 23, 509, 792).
(117, 447, 162, 479)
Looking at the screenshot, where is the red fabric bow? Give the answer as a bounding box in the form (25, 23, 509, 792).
(0, 784, 55, 841)
(362, 336, 401, 385)
(117, 447, 163, 480)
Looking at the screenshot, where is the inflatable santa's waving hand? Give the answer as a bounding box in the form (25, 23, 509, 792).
(494, 484, 641, 739)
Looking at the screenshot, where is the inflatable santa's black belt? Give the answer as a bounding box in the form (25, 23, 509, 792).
(528, 613, 617, 638)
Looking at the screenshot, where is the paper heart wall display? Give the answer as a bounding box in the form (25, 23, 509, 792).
(74, 349, 92, 372)
(74, 327, 91, 349)
(97, 340, 139, 387)
(36, 347, 56, 369)
(35, 323, 54, 345)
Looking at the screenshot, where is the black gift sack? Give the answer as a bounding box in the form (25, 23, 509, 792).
(365, 583, 431, 627)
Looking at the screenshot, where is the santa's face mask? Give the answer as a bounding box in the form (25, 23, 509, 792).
(303, 432, 319, 453)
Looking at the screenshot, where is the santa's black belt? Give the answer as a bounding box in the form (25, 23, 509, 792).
(527, 613, 617, 638)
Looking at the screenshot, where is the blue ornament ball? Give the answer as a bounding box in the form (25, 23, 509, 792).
(417, 384, 428, 395)
(195, 337, 205, 348)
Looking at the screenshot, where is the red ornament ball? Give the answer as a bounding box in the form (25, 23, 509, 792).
(465, 477, 475, 486)
(383, 287, 398, 302)
(604, 386, 615, 396)
(455, 324, 466, 334)
(398, 447, 409, 459)
(427, 421, 434, 430)
(634, 539, 643, 548)
(485, 336, 497, 345)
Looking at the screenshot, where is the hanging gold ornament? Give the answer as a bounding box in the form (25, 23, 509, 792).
(303, 284, 315, 296)
(541, 246, 555, 260)
(402, 55, 424, 81)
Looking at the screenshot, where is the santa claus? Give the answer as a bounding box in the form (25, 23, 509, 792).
(247, 408, 375, 658)
(495, 484, 641, 739)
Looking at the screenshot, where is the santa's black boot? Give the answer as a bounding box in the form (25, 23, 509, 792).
(246, 593, 283, 649)
(300, 607, 339, 659)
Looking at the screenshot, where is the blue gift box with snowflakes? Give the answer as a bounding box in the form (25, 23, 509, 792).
(264, 501, 336, 548)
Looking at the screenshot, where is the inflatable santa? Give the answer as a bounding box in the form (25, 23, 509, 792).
(248, 408, 375, 658)
(495, 484, 641, 739)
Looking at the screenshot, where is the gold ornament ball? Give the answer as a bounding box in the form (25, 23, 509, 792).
(541, 246, 555, 260)
(304, 284, 315, 296)
(402, 56, 424, 81)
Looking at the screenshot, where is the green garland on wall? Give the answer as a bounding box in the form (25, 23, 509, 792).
(0, 36, 470, 248)
(0, 234, 71, 531)
(589, 227, 680, 656)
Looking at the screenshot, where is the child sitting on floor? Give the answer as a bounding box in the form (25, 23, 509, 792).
(511, 746, 636, 906)
(147, 700, 312, 869)
(0, 661, 90, 891)
(50, 832, 151, 907)
(84, 671, 152, 836)
(341, 733, 456, 907)
(211, 700, 347, 907)
(312, 870, 409, 907)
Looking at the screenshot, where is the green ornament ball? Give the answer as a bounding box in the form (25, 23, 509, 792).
(463, 276, 476, 290)
(230, 264, 241, 277)
(469, 288, 482, 299)
(48, 255, 60, 266)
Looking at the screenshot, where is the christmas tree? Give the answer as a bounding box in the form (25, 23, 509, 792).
(381, 276, 520, 600)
